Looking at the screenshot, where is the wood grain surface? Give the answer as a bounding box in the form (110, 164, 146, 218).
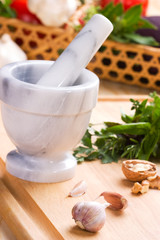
(0, 0, 160, 238)
(0, 160, 64, 240)
(0, 100, 160, 240)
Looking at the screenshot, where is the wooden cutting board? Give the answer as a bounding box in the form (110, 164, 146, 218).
(0, 100, 160, 240)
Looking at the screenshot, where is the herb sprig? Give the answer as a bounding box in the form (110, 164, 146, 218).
(73, 92, 160, 163)
(75, 3, 159, 46)
(0, 0, 16, 18)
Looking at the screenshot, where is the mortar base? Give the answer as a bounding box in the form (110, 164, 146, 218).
(6, 150, 77, 183)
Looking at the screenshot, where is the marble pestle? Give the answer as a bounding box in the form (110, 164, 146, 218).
(37, 14, 113, 87)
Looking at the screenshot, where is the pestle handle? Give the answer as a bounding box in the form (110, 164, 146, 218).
(37, 14, 113, 87)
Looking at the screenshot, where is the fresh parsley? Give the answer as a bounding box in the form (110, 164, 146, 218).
(73, 92, 160, 163)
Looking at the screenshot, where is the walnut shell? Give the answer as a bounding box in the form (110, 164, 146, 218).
(122, 159, 157, 182)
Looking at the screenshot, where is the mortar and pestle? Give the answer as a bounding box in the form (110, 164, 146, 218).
(0, 14, 113, 183)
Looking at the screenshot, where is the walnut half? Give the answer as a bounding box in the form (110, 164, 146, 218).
(122, 160, 157, 182)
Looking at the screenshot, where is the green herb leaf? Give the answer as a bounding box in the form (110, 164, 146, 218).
(0, 0, 16, 18)
(73, 92, 160, 164)
(104, 122, 120, 127)
(106, 122, 151, 135)
(95, 138, 106, 148)
(109, 35, 130, 43)
(75, 3, 159, 46)
(101, 154, 117, 164)
(121, 143, 140, 159)
(100, 2, 114, 19)
(138, 18, 157, 30)
(101, 3, 123, 22)
(123, 33, 159, 46)
(138, 130, 159, 160)
(85, 151, 99, 161)
(122, 4, 142, 27)
(80, 0, 85, 4)
(83, 5, 99, 22)
(81, 129, 92, 148)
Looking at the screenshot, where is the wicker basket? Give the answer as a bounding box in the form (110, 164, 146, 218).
(0, 17, 74, 60)
(0, 16, 160, 90)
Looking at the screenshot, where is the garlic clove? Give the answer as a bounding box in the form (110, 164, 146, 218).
(68, 180, 87, 197)
(72, 201, 108, 232)
(0, 34, 27, 68)
(100, 192, 128, 211)
(28, 0, 77, 27)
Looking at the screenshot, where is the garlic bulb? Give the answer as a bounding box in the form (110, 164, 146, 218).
(72, 201, 109, 232)
(28, 0, 78, 27)
(0, 34, 27, 68)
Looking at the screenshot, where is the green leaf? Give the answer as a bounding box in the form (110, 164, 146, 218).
(95, 138, 106, 148)
(151, 92, 160, 124)
(102, 3, 123, 22)
(121, 113, 134, 123)
(104, 122, 120, 127)
(135, 99, 148, 115)
(81, 129, 92, 148)
(94, 130, 103, 136)
(0, 0, 16, 18)
(122, 33, 159, 46)
(109, 34, 130, 43)
(122, 4, 142, 27)
(106, 122, 151, 135)
(139, 105, 153, 122)
(100, 2, 114, 18)
(111, 3, 123, 17)
(121, 144, 140, 159)
(84, 5, 99, 22)
(138, 130, 159, 160)
(100, 154, 116, 164)
(84, 151, 98, 161)
(73, 146, 93, 156)
(5, 0, 12, 5)
(80, 0, 85, 4)
(138, 18, 157, 30)
(74, 24, 82, 32)
(77, 157, 85, 163)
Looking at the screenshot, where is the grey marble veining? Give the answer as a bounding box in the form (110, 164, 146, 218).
(38, 14, 113, 87)
(0, 61, 98, 115)
(0, 60, 99, 183)
(0, 14, 113, 182)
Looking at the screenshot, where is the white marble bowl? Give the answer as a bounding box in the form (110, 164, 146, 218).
(0, 61, 99, 182)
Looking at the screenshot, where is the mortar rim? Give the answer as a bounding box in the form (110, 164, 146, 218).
(0, 60, 99, 92)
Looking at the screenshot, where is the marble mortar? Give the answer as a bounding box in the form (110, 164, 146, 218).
(0, 60, 99, 183)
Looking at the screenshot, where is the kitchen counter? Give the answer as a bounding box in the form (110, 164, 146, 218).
(0, 99, 160, 240)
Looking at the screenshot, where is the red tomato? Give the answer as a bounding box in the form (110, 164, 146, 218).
(79, 16, 85, 26)
(100, 0, 148, 16)
(123, 0, 148, 16)
(100, 0, 122, 8)
(10, 0, 41, 24)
